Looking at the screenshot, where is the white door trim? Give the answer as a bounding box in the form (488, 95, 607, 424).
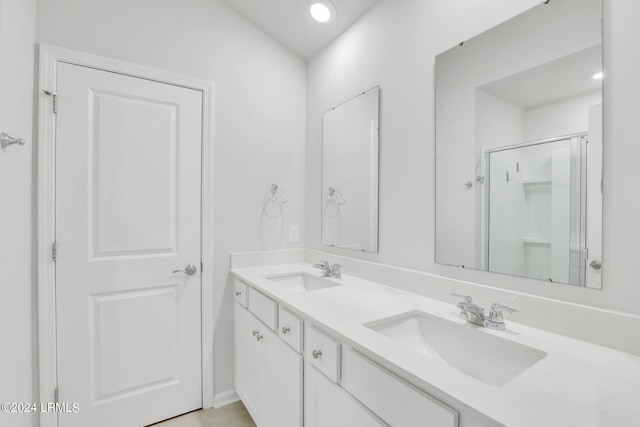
(37, 44, 216, 427)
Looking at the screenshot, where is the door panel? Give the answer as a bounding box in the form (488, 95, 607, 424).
(55, 62, 203, 427)
(92, 286, 179, 402)
(91, 91, 179, 258)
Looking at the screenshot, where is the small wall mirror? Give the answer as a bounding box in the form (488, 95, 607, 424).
(435, 0, 603, 288)
(322, 86, 380, 253)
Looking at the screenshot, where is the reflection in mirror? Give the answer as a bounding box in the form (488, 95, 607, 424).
(435, 0, 602, 288)
(322, 86, 380, 253)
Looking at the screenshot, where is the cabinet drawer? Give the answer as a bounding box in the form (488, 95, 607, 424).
(304, 325, 340, 383)
(248, 287, 278, 331)
(278, 307, 303, 353)
(341, 347, 459, 427)
(234, 279, 249, 307)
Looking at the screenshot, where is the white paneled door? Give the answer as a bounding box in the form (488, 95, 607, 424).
(55, 62, 203, 427)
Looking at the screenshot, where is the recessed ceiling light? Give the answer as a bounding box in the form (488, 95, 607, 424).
(309, 1, 336, 23)
(593, 72, 604, 80)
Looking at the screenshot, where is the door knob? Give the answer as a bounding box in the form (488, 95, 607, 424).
(173, 264, 198, 276)
(589, 260, 602, 270)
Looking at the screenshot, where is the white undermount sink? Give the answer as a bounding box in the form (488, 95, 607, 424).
(366, 311, 547, 386)
(264, 273, 341, 293)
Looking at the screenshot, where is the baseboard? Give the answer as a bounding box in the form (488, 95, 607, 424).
(212, 389, 240, 408)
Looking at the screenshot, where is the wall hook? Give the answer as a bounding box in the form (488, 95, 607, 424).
(328, 187, 347, 205)
(1, 132, 25, 149)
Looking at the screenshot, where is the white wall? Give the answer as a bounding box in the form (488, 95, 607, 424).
(35, 0, 306, 405)
(0, 1, 37, 426)
(524, 90, 602, 141)
(306, 0, 640, 316)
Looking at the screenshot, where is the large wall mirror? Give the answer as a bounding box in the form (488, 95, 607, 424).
(322, 86, 380, 253)
(435, 0, 603, 288)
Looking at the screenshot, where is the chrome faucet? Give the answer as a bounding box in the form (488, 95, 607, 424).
(452, 294, 518, 331)
(329, 262, 343, 278)
(313, 261, 331, 276)
(313, 261, 343, 278)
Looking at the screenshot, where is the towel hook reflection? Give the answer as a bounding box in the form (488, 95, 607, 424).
(328, 187, 347, 205)
(269, 184, 289, 205)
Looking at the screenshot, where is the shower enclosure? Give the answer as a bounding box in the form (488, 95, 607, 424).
(485, 134, 591, 286)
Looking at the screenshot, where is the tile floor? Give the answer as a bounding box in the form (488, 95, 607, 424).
(150, 401, 256, 427)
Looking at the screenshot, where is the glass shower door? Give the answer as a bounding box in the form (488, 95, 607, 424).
(487, 135, 586, 285)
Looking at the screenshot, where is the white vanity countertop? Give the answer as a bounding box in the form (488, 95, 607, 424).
(231, 263, 640, 427)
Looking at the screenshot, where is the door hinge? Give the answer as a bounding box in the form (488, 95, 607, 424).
(54, 387, 59, 403)
(52, 241, 57, 262)
(42, 90, 58, 114)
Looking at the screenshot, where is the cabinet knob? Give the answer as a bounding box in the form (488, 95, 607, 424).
(252, 330, 258, 336)
(256, 333, 263, 341)
(312, 349, 322, 359)
(235, 291, 242, 296)
(282, 326, 290, 334)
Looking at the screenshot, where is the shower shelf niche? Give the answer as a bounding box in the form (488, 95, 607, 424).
(522, 179, 551, 187)
(521, 237, 551, 246)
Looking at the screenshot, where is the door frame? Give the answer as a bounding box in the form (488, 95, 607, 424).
(37, 44, 216, 427)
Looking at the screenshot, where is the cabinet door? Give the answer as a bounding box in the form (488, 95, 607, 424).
(235, 305, 266, 425)
(304, 362, 386, 427)
(265, 331, 303, 427)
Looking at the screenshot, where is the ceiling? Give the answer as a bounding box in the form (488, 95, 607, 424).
(221, 0, 381, 60)
(479, 45, 603, 109)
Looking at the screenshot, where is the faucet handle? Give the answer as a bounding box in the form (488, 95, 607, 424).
(452, 293, 473, 303)
(491, 303, 518, 314)
(313, 261, 329, 270)
(487, 303, 518, 330)
(330, 263, 343, 278)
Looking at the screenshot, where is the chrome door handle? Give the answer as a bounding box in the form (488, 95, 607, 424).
(312, 349, 322, 359)
(173, 264, 198, 276)
(589, 260, 602, 270)
(1, 132, 25, 149)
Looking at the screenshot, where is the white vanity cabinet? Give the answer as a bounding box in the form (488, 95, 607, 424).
(303, 323, 385, 427)
(235, 304, 266, 423)
(235, 294, 302, 427)
(304, 362, 386, 427)
(265, 328, 303, 427)
(234, 278, 461, 427)
(341, 347, 459, 426)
